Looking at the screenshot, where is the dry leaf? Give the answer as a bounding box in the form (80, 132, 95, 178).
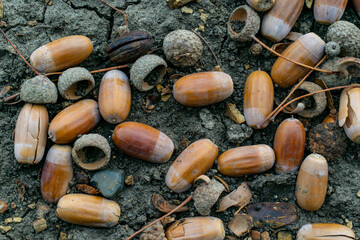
(161, 94, 171, 102)
(228, 214, 253, 237)
(306, 0, 313, 8)
(285, 32, 303, 41)
(217, 182, 252, 212)
(226, 103, 245, 124)
(152, 194, 189, 213)
(142, 95, 159, 113)
(244, 64, 250, 70)
(180, 137, 190, 148)
(271, 43, 291, 56)
(156, 84, 164, 92)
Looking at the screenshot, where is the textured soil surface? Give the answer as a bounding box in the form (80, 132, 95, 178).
(0, 0, 359, 239)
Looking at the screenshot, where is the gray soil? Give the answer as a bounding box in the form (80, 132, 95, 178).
(0, 0, 359, 239)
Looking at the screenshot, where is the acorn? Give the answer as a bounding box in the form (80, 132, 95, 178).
(297, 223, 355, 239)
(112, 122, 174, 163)
(173, 72, 234, 107)
(165, 139, 218, 193)
(98, 70, 131, 124)
(339, 86, 360, 143)
(56, 194, 120, 228)
(165, 217, 225, 240)
(106, 30, 152, 64)
(41, 145, 73, 203)
(48, 99, 101, 144)
(243, 71, 274, 129)
(353, 0, 360, 17)
(271, 33, 325, 88)
(261, 0, 304, 42)
(314, 0, 348, 25)
(218, 144, 275, 177)
(30, 35, 93, 73)
(14, 104, 49, 164)
(296, 153, 328, 211)
(246, 0, 275, 11)
(274, 118, 305, 174)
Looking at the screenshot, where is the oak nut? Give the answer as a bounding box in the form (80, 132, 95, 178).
(58, 67, 95, 100)
(165, 217, 225, 240)
(297, 223, 355, 239)
(56, 194, 120, 228)
(20, 75, 58, 104)
(106, 30, 152, 64)
(218, 144, 275, 177)
(296, 153, 328, 211)
(243, 71, 274, 129)
(314, 0, 348, 25)
(41, 145, 73, 203)
(130, 54, 167, 92)
(30, 35, 93, 73)
(48, 99, 101, 144)
(165, 139, 218, 193)
(14, 104, 49, 164)
(163, 29, 203, 67)
(99, 70, 131, 124)
(112, 122, 174, 163)
(246, 0, 275, 11)
(173, 72, 234, 107)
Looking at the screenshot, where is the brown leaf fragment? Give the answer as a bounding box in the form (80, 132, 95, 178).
(226, 103, 245, 124)
(271, 43, 291, 56)
(152, 194, 189, 213)
(180, 137, 190, 148)
(161, 85, 172, 95)
(16, 180, 25, 201)
(0, 20, 7, 27)
(285, 32, 303, 41)
(217, 182, 252, 212)
(247, 202, 298, 228)
(161, 94, 171, 102)
(228, 214, 253, 237)
(142, 95, 159, 113)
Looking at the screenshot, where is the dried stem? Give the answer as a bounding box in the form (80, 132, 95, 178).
(3, 92, 20, 103)
(270, 84, 360, 121)
(192, 30, 220, 68)
(125, 195, 193, 240)
(100, 0, 128, 26)
(251, 35, 334, 74)
(0, 28, 41, 76)
(257, 55, 327, 128)
(45, 64, 130, 76)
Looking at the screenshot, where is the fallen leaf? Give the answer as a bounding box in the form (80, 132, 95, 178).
(217, 182, 252, 212)
(180, 137, 190, 148)
(228, 214, 253, 237)
(156, 84, 164, 92)
(161, 94, 171, 102)
(161, 86, 172, 95)
(142, 95, 159, 113)
(152, 194, 189, 213)
(226, 103, 245, 124)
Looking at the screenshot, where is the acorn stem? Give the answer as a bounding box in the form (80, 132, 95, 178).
(45, 64, 131, 77)
(257, 55, 327, 128)
(191, 30, 221, 68)
(0, 28, 41, 76)
(125, 195, 193, 240)
(99, 0, 128, 26)
(270, 84, 360, 122)
(251, 35, 334, 74)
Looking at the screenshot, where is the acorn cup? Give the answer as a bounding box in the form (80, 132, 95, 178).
(243, 71, 274, 129)
(56, 194, 120, 228)
(271, 33, 326, 88)
(173, 72, 234, 107)
(261, 0, 304, 42)
(14, 104, 49, 164)
(218, 144, 275, 177)
(112, 122, 174, 163)
(48, 99, 101, 144)
(296, 153, 328, 211)
(297, 223, 355, 239)
(165, 139, 218, 193)
(165, 217, 225, 240)
(30, 35, 93, 73)
(98, 70, 131, 124)
(314, 0, 348, 25)
(338, 86, 360, 143)
(41, 145, 73, 203)
(274, 118, 306, 174)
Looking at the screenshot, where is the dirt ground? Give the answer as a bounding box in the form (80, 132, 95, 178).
(0, 0, 359, 239)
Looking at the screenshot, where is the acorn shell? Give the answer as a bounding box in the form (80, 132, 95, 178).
(314, 0, 348, 25)
(58, 67, 95, 100)
(20, 75, 58, 104)
(173, 72, 234, 107)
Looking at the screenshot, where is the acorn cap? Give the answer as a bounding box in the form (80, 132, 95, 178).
(130, 54, 167, 92)
(228, 5, 260, 42)
(20, 75, 58, 104)
(72, 134, 111, 171)
(58, 67, 95, 100)
(327, 21, 360, 57)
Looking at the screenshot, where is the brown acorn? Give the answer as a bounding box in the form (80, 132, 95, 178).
(274, 118, 305, 174)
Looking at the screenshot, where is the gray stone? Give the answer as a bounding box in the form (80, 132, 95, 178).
(91, 169, 125, 199)
(226, 124, 253, 144)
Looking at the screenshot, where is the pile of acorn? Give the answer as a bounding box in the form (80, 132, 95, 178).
(7, 0, 360, 239)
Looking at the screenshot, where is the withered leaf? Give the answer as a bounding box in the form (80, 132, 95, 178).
(152, 194, 189, 213)
(228, 214, 253, 237)
(247, 202, 298, 228)
(226, 103, 245, 124)
(217, 182, 252, 212)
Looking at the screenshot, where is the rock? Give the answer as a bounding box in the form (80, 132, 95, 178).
(33, 218, 47, 233)
(139, 221, 166, 240)
(91, 169, 125, 199)
(226, 124, 253, 144)
(199, 109, 215, 130)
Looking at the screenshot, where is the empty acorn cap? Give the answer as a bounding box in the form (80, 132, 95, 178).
(72, 134, 111, 171)
(130, 54, 167, 92)
(58, 67, 95, 100)
(20, 75, 58, 104)
(228, 5, 260, 42)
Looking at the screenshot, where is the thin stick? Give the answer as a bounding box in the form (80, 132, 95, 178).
(213, 175, 230, 193)
(257, 55, 327, 128)
(271, 84, 360, 121)
(251, 35, 334, 74)
(45, 64, 130, 76)
(0, 28, 41, 76)
(3, 92, 20, 102)
(100, 0, 128, 26)
(192, 30, 220, 67)
(125, 195, 193, 240)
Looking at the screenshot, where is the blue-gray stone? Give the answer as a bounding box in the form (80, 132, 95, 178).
(91, 169, 125, 199)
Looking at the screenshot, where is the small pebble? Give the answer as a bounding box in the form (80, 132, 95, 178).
(4, 217, 22, 224)
(278, 231, 292, 240)
(91, 169, 125, 199)
(0, 225, 11, 233)
(33, 218, 47, 233)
